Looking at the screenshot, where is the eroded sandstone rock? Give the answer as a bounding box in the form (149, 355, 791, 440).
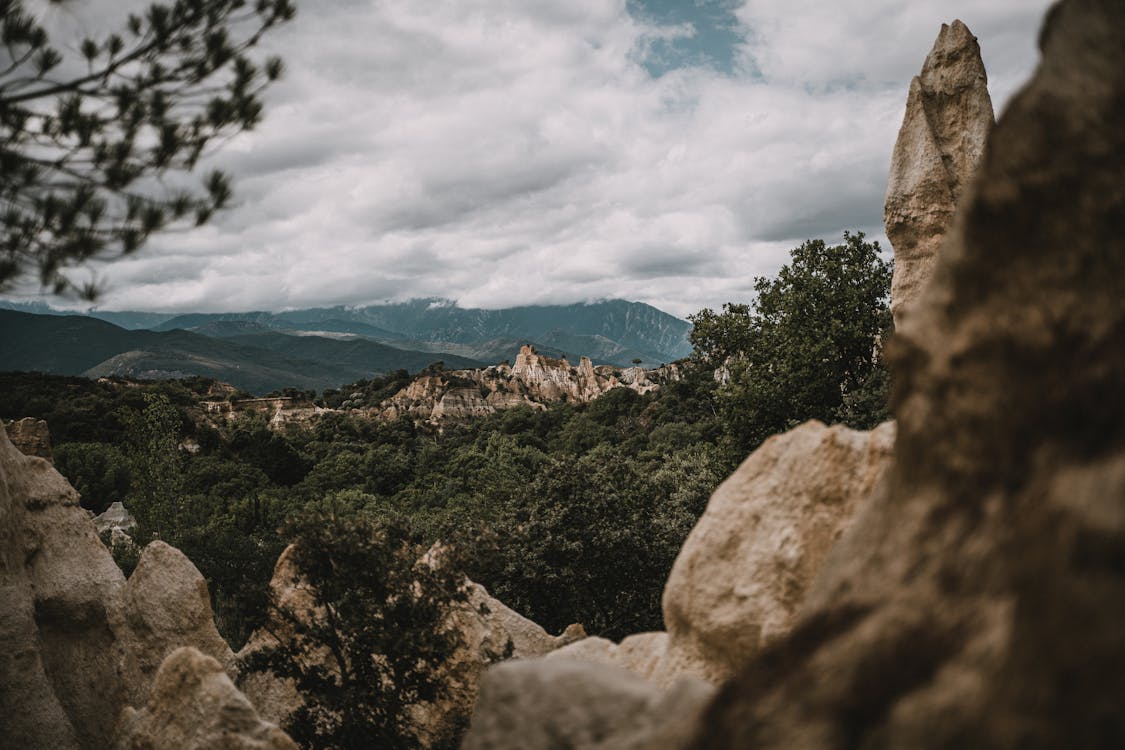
(462, 659, 714, 750)
(692, 2, 1125, 746)
(0, 423, 293, 750)
(5, 417, 53, 461)
(120, 541, 236, 706)
(885, 19, 993, 326)
(114, 647, 296, 750)
(550, 421, 894, 686)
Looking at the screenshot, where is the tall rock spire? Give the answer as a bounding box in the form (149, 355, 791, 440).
(884, 20, 994, 328)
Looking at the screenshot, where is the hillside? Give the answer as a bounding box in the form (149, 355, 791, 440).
(0, 310, 479, 394)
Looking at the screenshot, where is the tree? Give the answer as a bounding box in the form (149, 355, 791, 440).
(245, 512, 469, 750)
(0, 0, 294, 297)
(692, 232, 892, 454)
(121, 391, 185, 534)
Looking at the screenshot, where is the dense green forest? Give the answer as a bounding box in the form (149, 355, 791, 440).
(0, 234, 892, 738)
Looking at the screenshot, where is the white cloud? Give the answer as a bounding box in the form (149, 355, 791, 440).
(15, 0, 1056, 317)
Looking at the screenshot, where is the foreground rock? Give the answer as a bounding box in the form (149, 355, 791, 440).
(0, 423, 289, 750)
(547, 421, 894, 686)
(462, 659, 714, 750)
(114, 647, 296, 750)
(885, 20, 993, 326)
(692, 2, 1125, 746)
(5, 416, 53, 461)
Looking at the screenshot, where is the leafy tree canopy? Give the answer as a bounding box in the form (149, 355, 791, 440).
(690, 231, 892, 454)
(0, 0, 294, 297)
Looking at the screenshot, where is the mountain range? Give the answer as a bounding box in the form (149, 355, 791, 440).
(0, 299, 693, 394)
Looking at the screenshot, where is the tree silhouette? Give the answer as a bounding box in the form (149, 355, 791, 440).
(0, 0, 294, 298)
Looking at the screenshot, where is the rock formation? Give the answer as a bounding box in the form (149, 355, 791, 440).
(378, 345, 680, 424)
(541, 421, 894, 687)
(885, 19, 993, 327)
(5, 416, 53, 461)
(93, 501, 137, 536)
(692, 1, 1125, 746)
(463, 659, 714, 750)
(114, 647, 297, 750)
(0, 423, 290, 750)
(238, 542, 582, 744)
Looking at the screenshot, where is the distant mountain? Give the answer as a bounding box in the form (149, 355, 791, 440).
(150, 299, 692, 367)
(1, 297, 694, 368)
(0, 310, 480, 394)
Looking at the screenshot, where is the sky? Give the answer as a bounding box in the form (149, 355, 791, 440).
(14, 0, 1055, 318)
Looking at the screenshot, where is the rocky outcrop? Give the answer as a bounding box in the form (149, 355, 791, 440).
(239, 541, 582, 744)
(661, 421, 895, 682)
(0, 423, 291, 750)
(119, 542, 236, 707)
(378, 346, 680, 424)
(692, 2, 1125, 746)
(6, 416, 53, 461)
(885, 20, 993, 327)
(114, 647, 296, 750)
(462, 659, 714, 750)
(93, 501, 137, 536)
(545, 421, 894, 686)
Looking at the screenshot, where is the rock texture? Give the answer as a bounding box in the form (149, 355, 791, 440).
(6, 416, 53, 461)
(0, 423, 291, 750)
(238, 543, 580, 744)
(885, 20, 993, 327)
(691, 2, 1125, 747)
(120, 541, 236, 706)
(462, 659, 714, 750)
(378, 346, 680, 423)
(114, 647, 296, 750)
(93, 501, 137, 536)
(548, 422, 894, 686)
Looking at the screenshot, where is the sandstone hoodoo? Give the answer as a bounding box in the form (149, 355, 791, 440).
(462, 3, 1125, 746)
(693, 1, 1125, 746)
(378, 344, 678, 424)
(885, 19, 993, 327)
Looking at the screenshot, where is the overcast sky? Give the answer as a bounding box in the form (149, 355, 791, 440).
(16, 0, 1055, 317)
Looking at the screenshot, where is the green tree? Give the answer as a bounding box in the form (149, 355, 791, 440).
(53, 441, 131, 513)
(0, 0, 294, 296)
(122, 392, 185, 534)
(693, 232, 892, 454)
(246, 512, 469, 750)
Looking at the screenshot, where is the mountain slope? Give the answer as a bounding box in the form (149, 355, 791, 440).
(0, 310, 476, 394)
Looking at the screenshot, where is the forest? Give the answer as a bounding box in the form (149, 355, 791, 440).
(1, 232, 890, 649)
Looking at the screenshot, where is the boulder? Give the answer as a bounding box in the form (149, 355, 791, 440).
(5, 417, 53, 461)
(885, 20, 993, 326)
(119, 541, 236, 706)
(691, 2, 1125, 746)
(92, 501, 137, 536)
(461, 658, 714, 750)
(114, 647, 296, 750)
(661, 421, 893, 683)
(0, 422, 294, 749)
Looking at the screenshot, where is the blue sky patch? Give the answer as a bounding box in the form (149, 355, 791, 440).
(627, 0, 746, 77)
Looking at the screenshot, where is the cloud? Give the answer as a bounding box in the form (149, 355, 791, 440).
(12, 0, 1055, 318)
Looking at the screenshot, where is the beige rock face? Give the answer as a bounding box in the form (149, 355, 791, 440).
(114, 647, 296, 750)
(462, 659, 714, 750)
(120, 541, 236, 706)
(550, 422, 894, 686)
(6, 417, 53, 461)
(378, 345, 679, 423)
(0, 423, 293, 750)
(692, 2, 1125, 746)
(662, 421, 895, 682)
(885, 20, 993, 327)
